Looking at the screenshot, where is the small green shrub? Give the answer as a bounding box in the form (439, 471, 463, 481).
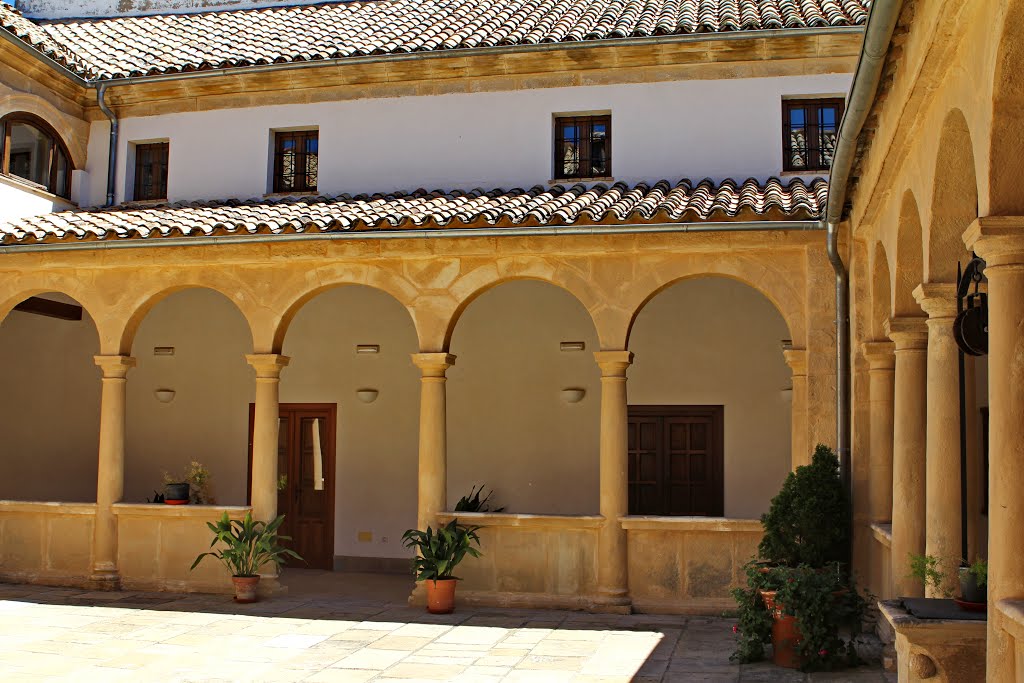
(453, 485, 505, 513)
(908, 553, 947, 595)
(967, 557, 987, 588)
(191, 512, 302, 577)
(402, 519, 482, 581)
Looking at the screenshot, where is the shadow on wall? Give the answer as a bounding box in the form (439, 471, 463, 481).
(0, 293, 100, 502)
(125, 288, 254, 506)
(628, 277, 792, 519)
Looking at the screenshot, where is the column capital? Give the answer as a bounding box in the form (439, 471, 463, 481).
(963, 216, 1024, 267)
(594, 350, 633, 377)
(93, 355, 136, 379)
(912, 282, 958, 319)
(412, 352, 456, 377)
(245, 354, 290, 379)
(884, 316, 928, 349)
(861, 340, 896, 370)
(782, 348, 807, 376)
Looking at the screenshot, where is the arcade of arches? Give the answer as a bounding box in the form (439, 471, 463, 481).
(0, 231, 835, 612)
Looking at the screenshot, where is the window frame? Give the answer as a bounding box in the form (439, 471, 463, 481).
(781, 97, 845, 173)
(553, 114, 612, 181)
(272, 129, 319, 194)
(132, 141, 170, 202)
(0, 112, 74, 199)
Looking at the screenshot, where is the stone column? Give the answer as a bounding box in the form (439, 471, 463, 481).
(783, 348, 809, 469)
(885, 317, 928, 598)
(913, 283, 961, 598)
(411, 353, 456, 533)
(862, 341, 895, 524)
(91, 354, 136, 590)
(594, 351, 633, 612)
(246, 354, 289, 523)
(964, 217, 1024, 683)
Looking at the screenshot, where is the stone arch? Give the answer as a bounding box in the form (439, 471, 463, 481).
(870, 241, 893, 340)
(988, 0, 1024, 215)
(925, 109, 979, 282)
(0, 94, 88, 169)
(892, 190, 925, 316)
(0, 279, 117, 350)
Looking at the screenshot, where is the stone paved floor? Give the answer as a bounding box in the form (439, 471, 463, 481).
(0, 571, 894, 682)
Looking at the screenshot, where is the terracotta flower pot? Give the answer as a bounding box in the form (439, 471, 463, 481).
(232, 575, 260, 603)
(759, 589, 802, 669)
(425, 578, 458, 614)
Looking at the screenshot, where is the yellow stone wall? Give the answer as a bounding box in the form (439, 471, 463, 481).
(0, 502, 94, 586)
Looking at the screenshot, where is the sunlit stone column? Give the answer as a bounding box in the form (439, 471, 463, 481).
(412, 353, 456, 532)
(885, 317, 927, 598)
(965, 217, 1024, 683)
(783, 348, 809, 469)
(862, 341, 895, 524)
(594, 351, 633, 612)
(246, 354, 289, 523)
(91, 354, 135, 590)
(914, 283, 961, 598)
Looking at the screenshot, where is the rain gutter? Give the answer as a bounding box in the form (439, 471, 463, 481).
(822, 2, 902, 493)
(95, 82, 118, 207)
(0, 28, 89, 87)
(0, 219, 821, 253)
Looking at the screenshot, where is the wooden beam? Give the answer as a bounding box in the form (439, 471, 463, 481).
(13, 296, 83, 321)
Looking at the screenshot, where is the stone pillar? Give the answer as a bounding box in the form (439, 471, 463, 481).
(246, 354, 289, 523)
(885, 317, 928, 598)
(594, 351, 633, 612)
(963, 355, 983, 562)
(913, 283, 961, 598)
(964, 217, 1024, 683)
(91, 354, 136, 590)
(411, 353, 456, 533)
(862, 341, 895, 526)
(783, 348, 809, 469)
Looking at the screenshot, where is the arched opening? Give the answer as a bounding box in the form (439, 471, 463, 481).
(279, 285, 419, 572)
(893, 190, 925, 316)
(871, 241, 893, 340)
(627, 277, 791, 519)
(988, 0, 1024, 215)
(1, 112, 74, 198)
(124, 288, 254, 506)
(926, 109, 979, 283)
(0, 293, 100, 501)
(448, 280, 601, 515)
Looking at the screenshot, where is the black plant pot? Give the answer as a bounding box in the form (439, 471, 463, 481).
(959, 568, 987, 604)
(164, 482, 190, 504)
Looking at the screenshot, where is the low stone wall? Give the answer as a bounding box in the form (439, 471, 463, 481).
(0, 501, 95, 587)
(436, 512, 602, 610)
(622, 516, 763, 615)
(114, 503, 252, 593)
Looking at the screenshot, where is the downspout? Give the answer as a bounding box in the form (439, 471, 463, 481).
(95, 83, 118, 207)
(824, 1, 903, 495)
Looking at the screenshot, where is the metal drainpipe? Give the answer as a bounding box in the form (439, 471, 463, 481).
(95, 83, 118, 207)
(822, 0, 903, 495)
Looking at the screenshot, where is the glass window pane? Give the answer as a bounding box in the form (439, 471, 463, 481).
(8, 122, 50, 187)
(55, 150, 69, 198)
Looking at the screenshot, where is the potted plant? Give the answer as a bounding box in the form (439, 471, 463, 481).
(960, 557, 987, 605)
(402, 519, 482, 614)
(162, 461, 214, 505)
(453, 484, 505, 513)
(731, 444, 866, 672)
(908, 553, 949, 596)
(190, 512, 302, 602)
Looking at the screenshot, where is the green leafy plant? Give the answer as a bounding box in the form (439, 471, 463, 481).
(729, 562, 776, 663)
(191, 512, 302, 577)
(758, 444, 851, 568)
(967, 557, 987, 588)
(909, 553, 948, 596)
(454, 484, 505, 513)
(402, 519, 482, 581)
(163, 460, 215, 504)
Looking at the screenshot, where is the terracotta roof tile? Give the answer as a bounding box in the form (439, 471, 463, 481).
(4, 0, 867, 81)
(1, 177, 826, 245)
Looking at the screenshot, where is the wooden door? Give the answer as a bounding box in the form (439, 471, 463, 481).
(627, 406, 724, 516)
(248, 404, 336, 570)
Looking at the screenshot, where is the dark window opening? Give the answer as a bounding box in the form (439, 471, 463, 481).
(554, 115, 611, 180)
(273, 130, 318, 194)
(133, 142, 169, 201)
(0, 113, 73, 198)
(782, 98, 844, 173)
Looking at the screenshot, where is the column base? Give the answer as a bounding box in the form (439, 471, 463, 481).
(587, 591, 633, 614)
(408, 582, 426, 607)
(257, 572, 288, 597)
(87, 571, 121, 592)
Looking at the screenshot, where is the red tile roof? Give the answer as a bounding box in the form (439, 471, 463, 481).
(1, 0, 868, 81)
(1, 177, 826, 245)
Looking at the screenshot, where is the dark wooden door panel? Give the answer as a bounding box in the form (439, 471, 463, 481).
(628, 416, 661, 515)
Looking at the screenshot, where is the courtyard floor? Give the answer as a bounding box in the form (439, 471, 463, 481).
(0, 571, 893, 682)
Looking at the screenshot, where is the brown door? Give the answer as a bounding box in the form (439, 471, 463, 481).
(248, 404, 336, 570)
(627, 405, 724, 517)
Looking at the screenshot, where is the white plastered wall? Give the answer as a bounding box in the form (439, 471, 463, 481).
(280, 286, 420, 560)
(86, 73, 852, 207)
(0, 294, 100, 501)
(628, 277, 792, 519)
(447, 281, 603, 515)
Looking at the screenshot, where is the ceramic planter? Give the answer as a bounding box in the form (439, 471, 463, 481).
(164, 482, 190, 504)
(426, 579, 458, 614)
(959, 568, 987, 605)
(759, 590, 802, 669)
(232, 575, 260, 603)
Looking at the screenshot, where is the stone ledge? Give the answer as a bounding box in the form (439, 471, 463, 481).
(112, 503, 252, 518)
(620, 516, 761, 532)
(997, 599, 1024, 641)
(871, 522, 893, 548)
(437, 511, 604, 530)
(0, 500, 96, 515)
